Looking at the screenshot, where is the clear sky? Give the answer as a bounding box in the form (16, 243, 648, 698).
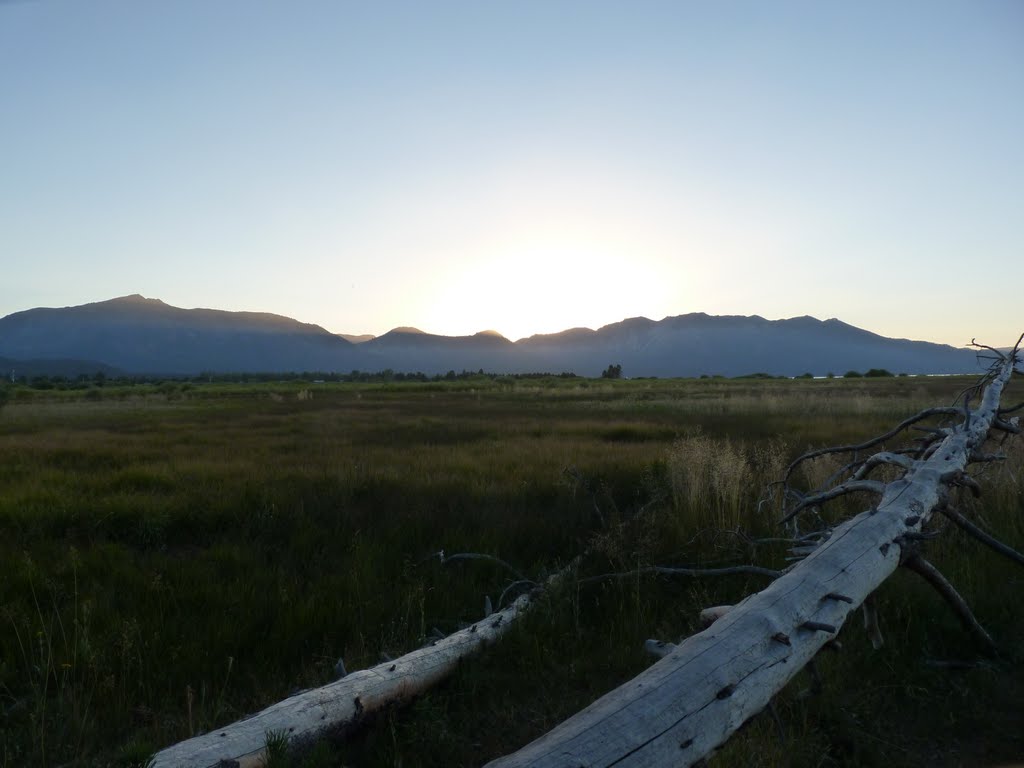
(2, 1, 1021, 345)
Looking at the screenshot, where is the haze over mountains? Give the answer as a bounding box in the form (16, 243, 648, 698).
(0, 295, 984, 378)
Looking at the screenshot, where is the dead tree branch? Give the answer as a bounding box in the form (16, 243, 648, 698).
(850, 451, 916, 480)
(779, 479, 885, 524)
(999, 401, 1024, 416)
(577, 564, 782, 587)
(782, 407, 960, 484)
(901, 554, 998, 656)
(940, 505, 1024, 567)
(432, 551, 531, 582)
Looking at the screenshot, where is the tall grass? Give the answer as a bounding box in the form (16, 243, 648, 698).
(0, 374, 1021, 766)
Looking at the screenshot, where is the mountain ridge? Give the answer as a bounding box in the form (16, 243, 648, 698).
(0, 295, 983, 378)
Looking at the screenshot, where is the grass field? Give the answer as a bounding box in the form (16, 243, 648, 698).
(1, 373, 1022, 767)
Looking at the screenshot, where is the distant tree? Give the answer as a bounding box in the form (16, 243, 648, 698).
(864, 368, 894, 378)
(601, 363, 623, 380)
(796, 372, 814, 379)
(826, 372, 836, 379)
(843, 370, 863, 378)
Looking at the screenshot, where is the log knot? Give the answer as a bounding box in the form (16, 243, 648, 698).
(824, 593, 854, 604)
(801, 621, 837, 634)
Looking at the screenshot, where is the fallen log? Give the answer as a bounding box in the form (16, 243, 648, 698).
(486, 345, 1020, 768)
(151, 570, 558, 768)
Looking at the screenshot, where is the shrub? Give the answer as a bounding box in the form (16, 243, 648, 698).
(601, 364, 623, 379)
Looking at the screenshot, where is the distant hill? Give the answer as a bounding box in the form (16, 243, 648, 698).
(0, 295, 360, 375)
(0, 296, 985, 377)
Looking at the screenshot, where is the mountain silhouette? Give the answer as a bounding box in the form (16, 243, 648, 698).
(0, 295, 984, 377)
(0, 295, 358, 375)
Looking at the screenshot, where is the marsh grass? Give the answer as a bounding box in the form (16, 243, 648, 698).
(0, 374, 1021, 766)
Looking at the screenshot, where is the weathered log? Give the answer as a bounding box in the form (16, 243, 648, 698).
(485, 350, 1019, 768)
(152, 572, 557, 768)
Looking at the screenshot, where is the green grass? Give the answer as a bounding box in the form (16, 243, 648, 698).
(0, 374, 1022, 766)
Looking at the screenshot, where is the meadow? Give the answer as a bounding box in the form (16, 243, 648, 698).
(0, 373, 1022, 767)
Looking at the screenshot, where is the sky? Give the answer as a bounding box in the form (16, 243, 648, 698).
(1, 1, 1021, 346)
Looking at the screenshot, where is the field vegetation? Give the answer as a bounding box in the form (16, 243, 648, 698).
(0, 373, 1021, 767)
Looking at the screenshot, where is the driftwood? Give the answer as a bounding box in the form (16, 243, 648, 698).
(151, 563, 565, 768)
(486, 344, 1021, 768)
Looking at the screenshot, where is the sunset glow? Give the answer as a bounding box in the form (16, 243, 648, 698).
(1, 1, 1021, 347)
(421, 240, 673, 341)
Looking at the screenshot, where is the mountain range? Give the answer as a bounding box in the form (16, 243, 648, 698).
(0, 295, 985, 378)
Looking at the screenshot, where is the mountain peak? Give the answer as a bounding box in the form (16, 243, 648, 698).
(388, 326, 426, 335)
(109, 294, 165, 305)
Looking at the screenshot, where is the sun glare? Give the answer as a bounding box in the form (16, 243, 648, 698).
(423, 240, 669, 341)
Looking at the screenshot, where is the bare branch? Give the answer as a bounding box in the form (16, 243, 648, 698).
(949, 472, 982, 498)
(940, 506, 1024, 568)
(1012, 331, 1024, 357)
(812, 457, 874, 492)
(497, 580, 538, 609)
(969, 338, 1006, 360)
(992, 417, 1021, 435)
(577, 564, 781, 586)
(783, 407, 960, 483)
(901, 554, 997, 656)
(850, 451, 915, 481)
(911, 426, 951, 436)
(435, 552, 529, 582)
(780, 479, 885, 525)
(969, 450, 1007, 463)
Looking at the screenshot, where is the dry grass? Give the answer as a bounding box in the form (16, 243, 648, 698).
(0, 372, 1021, 766)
